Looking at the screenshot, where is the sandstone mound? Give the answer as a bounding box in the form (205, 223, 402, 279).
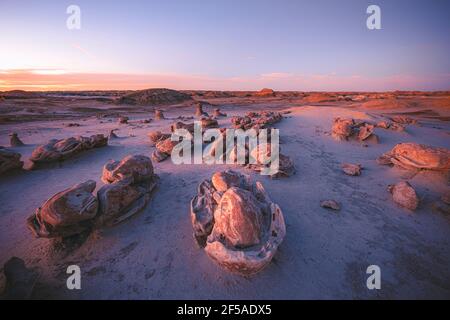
(190, 170, 285, 275)
(254, 88, 275, 97)
(378, 143, 450, 171)
(30, 135, 107, 166)
(118, 88, 192, 105)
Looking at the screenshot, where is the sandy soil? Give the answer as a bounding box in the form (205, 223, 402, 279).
(0, 93, 449, 299)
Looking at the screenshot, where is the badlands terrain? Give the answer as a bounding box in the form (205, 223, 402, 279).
(0, 89, 449, 299)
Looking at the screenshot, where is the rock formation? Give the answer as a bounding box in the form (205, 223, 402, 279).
(155, 109, 165, 120)
(30, 134, 108, 166)
(320, 200, 341, 211)
(213, 108, 227, 117)
(378, 143, 450, 171)
(231, 111, 283, 130)
(27, 155, 158, 238)
(190, 170, 285, 275)
(9, 132, 24, 147)
(1, 257, 38, 300)
(388, 181, 419, 211)
(342, 163, 362, 176)
(195, 102, 209, 117)
(118, 116, 129, 124)
(117, 88, 192, 105)
(0, 149, 23, 175)
(97, 155, 158, 226)
(332, 118, 379, 143)
(27, 180, 99, 238)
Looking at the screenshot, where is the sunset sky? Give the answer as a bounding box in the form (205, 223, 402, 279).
(1, 0, 449, 91)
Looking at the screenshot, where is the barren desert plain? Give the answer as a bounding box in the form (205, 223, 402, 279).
(0, 88, 449, 299)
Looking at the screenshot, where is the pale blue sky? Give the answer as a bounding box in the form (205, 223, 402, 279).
(1, 0, 449, 90)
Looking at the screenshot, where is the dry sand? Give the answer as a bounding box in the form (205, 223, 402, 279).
(0, 92, 449, 299)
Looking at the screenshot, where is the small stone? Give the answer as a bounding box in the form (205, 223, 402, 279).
(320, 200, 341, 211)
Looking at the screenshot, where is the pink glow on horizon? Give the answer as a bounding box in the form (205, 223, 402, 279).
(0, 69, 449, 92)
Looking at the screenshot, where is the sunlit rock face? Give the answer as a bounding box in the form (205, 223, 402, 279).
(101, 155, 154, 184)
(213, 187, 264, 248)
(190, 170, 286, 275)
(27, 155, 159, 238)
(30, 134, 107, 166)
(388, 181, 420, 211)
(332, 118, 379, 143)
(97, 155, 158, 226)
(27, 180, 98, 238)
(332, 118, 354, 141)
(378, 143, 450, 171)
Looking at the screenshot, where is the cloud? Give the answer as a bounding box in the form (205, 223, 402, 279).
(0, 69, 448, 91)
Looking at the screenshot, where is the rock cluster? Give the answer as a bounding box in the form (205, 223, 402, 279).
(190, 170, 286, 275)
(331, 118, 379, 143)
(30, 135, 108, 166)
(377, 143, 450, 171)
(231, 111, 283, 130)
(27, 155, 158, 238)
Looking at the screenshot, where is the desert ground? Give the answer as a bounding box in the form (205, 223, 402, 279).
(0, 89, 449, 299)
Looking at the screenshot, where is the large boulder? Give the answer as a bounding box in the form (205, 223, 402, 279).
(378, 143, 450, 171)
(97, 155, 158, 226)
(30, 135, 107, 165)
(101, 155, 154, 184)
(0, 149, 23, 175)
(388, 181, 419, 211)
(27, 180, 99, 238)
(190, 170, 285, 275)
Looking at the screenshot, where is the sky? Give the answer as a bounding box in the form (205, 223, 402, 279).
(0, 0, 449, 91)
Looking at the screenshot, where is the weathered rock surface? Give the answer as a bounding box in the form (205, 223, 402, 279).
(97, 155, 158, 226)
(155, 109, 165, 120)
(231, 111, 282, 130)
(388, 181, 419, 210)
(378, 143, 450, 171)
(0, 149, 23, 175)
(30, 134, 108, 165)
(190, 170, 286, 275)
(117, 88, 192, 105)
(9, 132, 24, 147)
(320, 200, 341, 211)
(213, 108, 227, 117)
(148, 131, 170, 144)
(27, 180, 99, 238)
(342, 163, 362, 176)
(332, 118, 379, 142)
